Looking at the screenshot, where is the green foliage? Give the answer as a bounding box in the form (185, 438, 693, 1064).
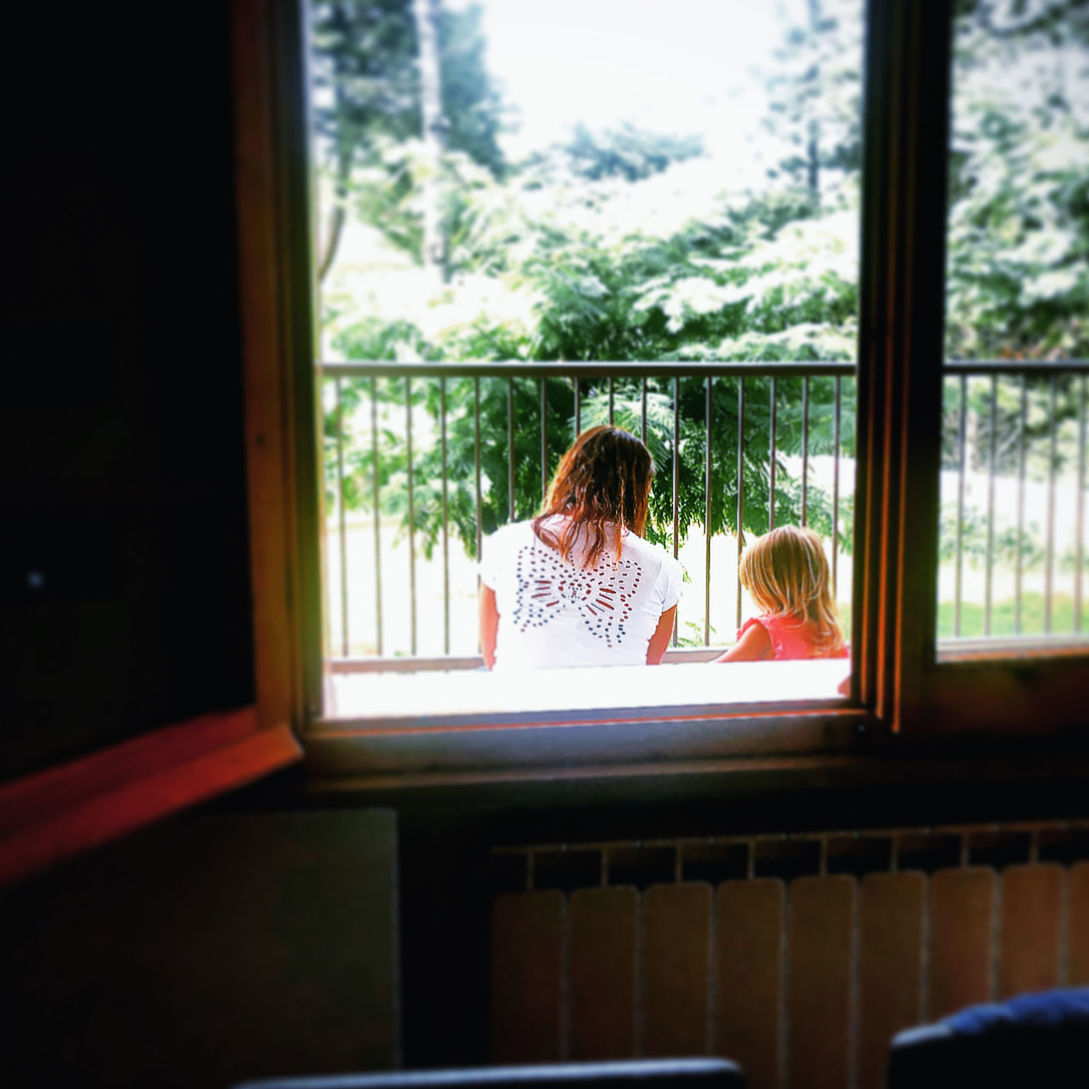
(946, 0, 1089, 359)
(312, 0, 508, 269)
(937, 592, 1082, 638)
(563, 122, 704, 182)
(318, 0, 1086, 609)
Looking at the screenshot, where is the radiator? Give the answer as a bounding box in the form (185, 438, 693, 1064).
(490, 821, 1089, 1089)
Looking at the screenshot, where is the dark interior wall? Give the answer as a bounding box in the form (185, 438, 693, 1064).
(1, 1, 255, 779)
(2, 806, 399, 1089)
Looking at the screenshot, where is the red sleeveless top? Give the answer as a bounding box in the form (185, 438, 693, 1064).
(738, 614, 848, 660)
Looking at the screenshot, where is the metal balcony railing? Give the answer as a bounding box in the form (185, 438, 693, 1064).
(940, 360, 1088, 650)
(321, 359, 1088, 671)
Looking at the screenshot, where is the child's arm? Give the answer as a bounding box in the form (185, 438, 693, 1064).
(479, 585, 499, 669)
(710, 620, 773, 663)
(645, 606, 677, 664)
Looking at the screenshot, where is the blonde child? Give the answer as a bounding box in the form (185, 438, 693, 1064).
(711, 525, 847, 662)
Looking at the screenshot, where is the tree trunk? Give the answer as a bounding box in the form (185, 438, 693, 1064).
(318, 153, 350, 282)
(318, 2, 354, 282)
(413, 0, 448, 284)
(806, 0, 821, 205)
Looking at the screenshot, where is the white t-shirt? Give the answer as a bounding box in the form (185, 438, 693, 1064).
(479, 516, 684, 670)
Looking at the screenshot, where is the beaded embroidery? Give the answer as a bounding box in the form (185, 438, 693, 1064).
(511, 541, 641, 647)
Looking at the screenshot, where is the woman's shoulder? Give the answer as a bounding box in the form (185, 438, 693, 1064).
(624, 531, 682, 570)
(486, 519, 536, 544)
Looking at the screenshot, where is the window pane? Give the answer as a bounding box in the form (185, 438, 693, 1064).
(939, 1, 1089, 653)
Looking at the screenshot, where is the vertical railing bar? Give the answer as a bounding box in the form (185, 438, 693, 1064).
(508, 376, 516, 523)
(371, 376, 383, 656)
(335, 378, 349, 658)
(984, 373, 997, 636)
(801, 376, 810, 527)
(540, 377, 549, 502)
(440, 377, 450, 655)
(705, 375, 713, 647)
(955, 374, 967, 637)
(406, 376, 417, 656)
(1015, 374, 1027, 633)
(641, 377, 648, 445)
(1075, 374, 1086, 632)
(672, 375, 680, 646)
(736, 376, 745, 632)
(574, 376, 581, 437)
(1045, 374, 1058, 632)
(474, 377, 483, 566)
(609, 375, 615, 425)
(832, 375, 841, 598)
(768, 377, 777, 531)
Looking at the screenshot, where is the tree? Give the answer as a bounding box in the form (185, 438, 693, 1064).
(758, 0, 863, 211)
(310, 0, 507, 278)
(562, 122, 704, 183)
(412, 0, 447, 281)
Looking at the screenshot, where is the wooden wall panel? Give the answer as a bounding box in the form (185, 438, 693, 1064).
(1068, 862, 1089, 985)
(643, 882, 712, 1057)
(715, 879, 784, 1089)
(569, 886, 638, 1059)
(786, 876, 855, 1089)
(491, 891, 565, 1062)
(999, 864, 1063, 997)
(928, 867, 996, 1018)
(858, 871, 926, 1089)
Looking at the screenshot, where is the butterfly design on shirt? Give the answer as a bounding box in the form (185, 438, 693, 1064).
(511, 544, 642, 647)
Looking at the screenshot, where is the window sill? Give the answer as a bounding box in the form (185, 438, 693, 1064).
(936, 634, 1089, 663)
(306, 659, 861, 788)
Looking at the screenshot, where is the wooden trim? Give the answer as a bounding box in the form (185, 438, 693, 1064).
(232, 0, 299, 730)
(856, 0, 952, 731)
(0, 708, 302, 887)
(232, 0, 324, 730)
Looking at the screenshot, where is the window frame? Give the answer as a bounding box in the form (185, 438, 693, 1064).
(234, 0, 1089, 789)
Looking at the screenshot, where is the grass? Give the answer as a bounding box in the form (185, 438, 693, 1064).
(937, 592, 1083, 639)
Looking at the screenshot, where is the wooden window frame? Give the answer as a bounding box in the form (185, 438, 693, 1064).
(236, 0, 1089, 791)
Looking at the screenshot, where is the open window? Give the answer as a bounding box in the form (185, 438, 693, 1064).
(312, 0, 863, 726)
(234, 0, 1089, 786)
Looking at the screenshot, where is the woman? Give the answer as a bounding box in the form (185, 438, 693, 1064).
(479, 426, 683, 670)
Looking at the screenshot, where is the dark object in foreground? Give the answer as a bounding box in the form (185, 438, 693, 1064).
(887, 987, 1089, 1089)
(233, 1058, 745, 1089)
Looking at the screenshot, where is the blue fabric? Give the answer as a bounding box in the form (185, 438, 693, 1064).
(888, 988, 1089, 1089)
(943, 987, 1089, 1036)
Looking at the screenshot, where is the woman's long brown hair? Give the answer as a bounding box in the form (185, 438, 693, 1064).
(739, 525, 846, 654)
(532, 426, 654, 567)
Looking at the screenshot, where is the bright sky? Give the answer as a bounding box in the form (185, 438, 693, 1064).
(447, 0, 805, 159)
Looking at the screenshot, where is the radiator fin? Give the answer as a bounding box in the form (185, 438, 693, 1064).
(569, 886, 638, 1059)
(857, 871, 926, 1089)
(785, 875, 855, 1089)
(642, 882, 713, 1057)
(714, 879, 784, 1089)
(491, 890, 565, 1062)
(998, 864, 1063, 996)
(1068, 862, 1089, 985)
(928, 867, 996, 1018)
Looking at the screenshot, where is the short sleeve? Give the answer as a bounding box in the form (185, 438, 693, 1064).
(657, 554, 685, 611)
(478, 526, 504, 589)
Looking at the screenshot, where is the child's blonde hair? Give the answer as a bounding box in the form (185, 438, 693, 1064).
(739, 525, 845, 655)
